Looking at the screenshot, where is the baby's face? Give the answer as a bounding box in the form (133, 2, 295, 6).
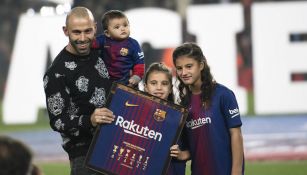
(105, 17, 130, 40)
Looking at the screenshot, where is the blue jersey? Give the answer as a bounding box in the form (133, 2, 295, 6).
(183, 83, 244, 175)
(93, 35, 144, 85)
(167, 159, 186, 175)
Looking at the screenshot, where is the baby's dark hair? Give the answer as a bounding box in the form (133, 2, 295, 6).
(144, 62, 174, 102)
(101, 10, 128, 31)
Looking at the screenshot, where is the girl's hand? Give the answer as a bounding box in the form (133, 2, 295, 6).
(170, 144, 180, 158)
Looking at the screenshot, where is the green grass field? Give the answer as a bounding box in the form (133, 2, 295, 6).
(38, 163, 70, 175)
(37, 160, 307, 175)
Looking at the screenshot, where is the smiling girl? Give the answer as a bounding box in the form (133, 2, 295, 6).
(144, 62, 186, 175)
(170, 42, 244, 175)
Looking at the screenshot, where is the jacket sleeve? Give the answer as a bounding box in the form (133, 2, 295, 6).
(43, 72, 94, 137)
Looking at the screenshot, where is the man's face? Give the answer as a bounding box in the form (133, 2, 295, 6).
(64, 16, 96, 55)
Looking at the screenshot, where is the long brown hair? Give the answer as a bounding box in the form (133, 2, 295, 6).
(172, 42, 216, 108)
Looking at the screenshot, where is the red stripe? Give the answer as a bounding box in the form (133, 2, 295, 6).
(132, 64, 144, 78)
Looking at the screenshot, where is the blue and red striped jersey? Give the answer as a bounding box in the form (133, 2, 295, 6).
(183, 83, 244, 175)
(93, 35, 144, 85)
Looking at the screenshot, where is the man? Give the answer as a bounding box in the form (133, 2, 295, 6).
(43, 7, 114, 175)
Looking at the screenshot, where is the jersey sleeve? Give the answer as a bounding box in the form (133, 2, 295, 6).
(43, 71, 94, 137)
(92, 34, 106, 49)
(130, 38, 145, 79)
(220, 88, 242, 128)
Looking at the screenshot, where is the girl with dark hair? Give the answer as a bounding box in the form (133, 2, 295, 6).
(144, 62, 186, 175)
(170, 42, 244, 175)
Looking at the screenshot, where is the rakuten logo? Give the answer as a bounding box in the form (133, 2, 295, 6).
(115, 116, 162, 142)
(186, 117, 211, 129)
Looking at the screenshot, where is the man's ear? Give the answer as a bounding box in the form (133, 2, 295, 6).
(63, 26, 68, 36)
(104, 30, 110, 37)
(94, 22, 97, 34)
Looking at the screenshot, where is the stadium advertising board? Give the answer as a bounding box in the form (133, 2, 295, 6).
(2, 1, 307, 124)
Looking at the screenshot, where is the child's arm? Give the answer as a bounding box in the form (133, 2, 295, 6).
(91, 35, 105, 49)
(230, 127, 244, 175)
(170, 144, 190, 161)
(128, 75, 141, 87)
(128, 64, 144, 86)
(129, 38, 145, 86)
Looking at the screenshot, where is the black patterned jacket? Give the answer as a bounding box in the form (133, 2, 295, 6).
(43, 48, 112, 159)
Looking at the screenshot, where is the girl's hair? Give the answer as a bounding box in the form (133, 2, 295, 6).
(172, 42, 216, 108)
(144, 62, 174, 102)
(101, 10, 128, 31)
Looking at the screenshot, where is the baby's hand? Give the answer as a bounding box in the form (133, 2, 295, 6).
(128, 75, 141, 87)
(128, 78, 138, 87)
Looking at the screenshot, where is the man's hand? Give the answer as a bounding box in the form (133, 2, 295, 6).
(90, 108, 115, 127)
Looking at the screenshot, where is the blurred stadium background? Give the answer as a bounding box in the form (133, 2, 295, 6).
(1, 0, 307, 174)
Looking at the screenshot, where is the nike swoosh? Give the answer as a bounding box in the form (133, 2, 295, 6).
(125, 101, 139, 107)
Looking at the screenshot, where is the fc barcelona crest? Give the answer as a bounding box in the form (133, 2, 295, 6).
(120, 48, 129, 56)
(153, 109, 166, 122)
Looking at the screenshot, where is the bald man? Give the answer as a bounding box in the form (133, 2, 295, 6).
(43, 7, 114, 175)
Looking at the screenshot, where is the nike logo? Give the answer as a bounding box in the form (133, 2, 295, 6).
(125, 101, 139, 107)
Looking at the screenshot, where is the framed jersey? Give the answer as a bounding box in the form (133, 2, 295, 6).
(85, 83, 188, 175)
